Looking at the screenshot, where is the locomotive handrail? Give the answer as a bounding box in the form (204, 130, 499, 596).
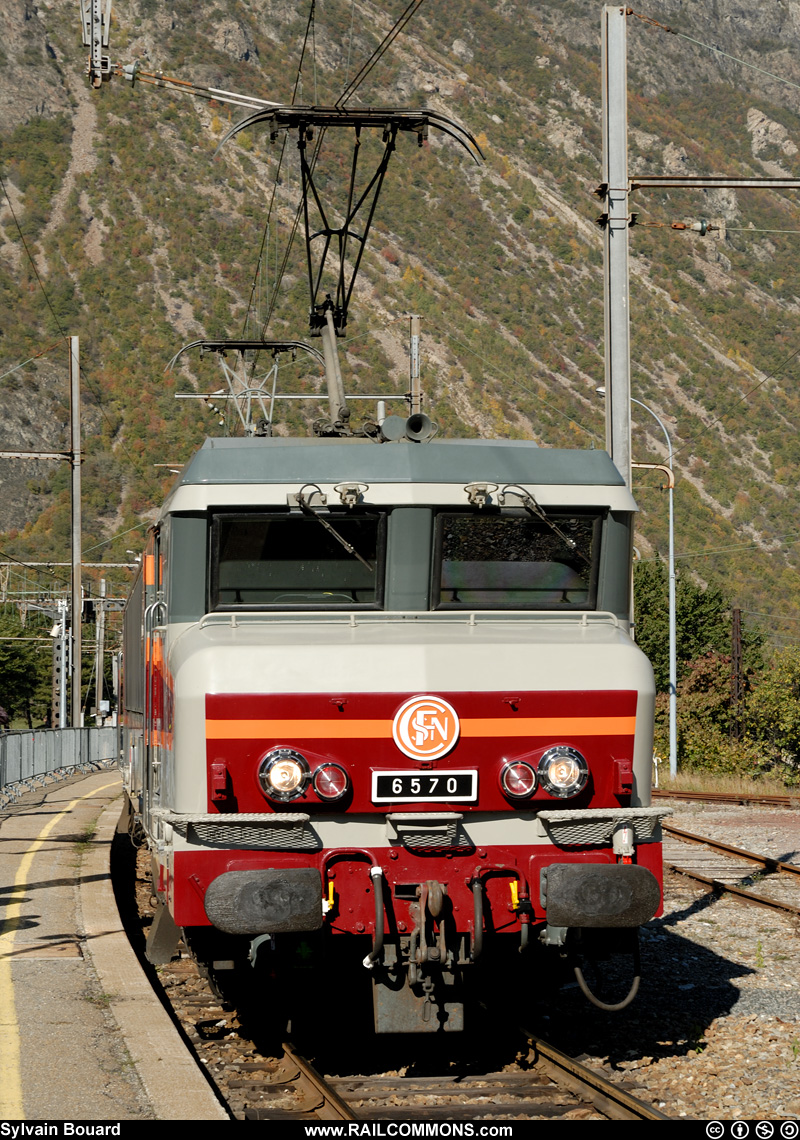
(196, 609, 626, 629)
(143, 599, 167, 811)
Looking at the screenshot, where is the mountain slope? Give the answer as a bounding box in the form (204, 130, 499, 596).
(2, 0, 800, 647)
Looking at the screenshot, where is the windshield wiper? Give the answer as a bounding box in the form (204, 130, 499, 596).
(295, 491, 374, 572)
(500, 484, 592, 567)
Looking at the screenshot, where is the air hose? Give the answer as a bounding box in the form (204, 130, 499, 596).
(572, 931, 641, 1012)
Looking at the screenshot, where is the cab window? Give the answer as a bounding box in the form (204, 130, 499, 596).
(433, 511, 601, 610)
(210, 511, 385, 610)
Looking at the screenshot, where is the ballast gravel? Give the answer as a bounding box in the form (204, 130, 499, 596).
(543, 800, 800, 1121)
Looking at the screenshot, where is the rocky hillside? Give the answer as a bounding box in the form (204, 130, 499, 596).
(3, 0, 800, 645)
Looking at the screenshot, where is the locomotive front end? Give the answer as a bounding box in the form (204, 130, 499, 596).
(122, 437, 668, 1033)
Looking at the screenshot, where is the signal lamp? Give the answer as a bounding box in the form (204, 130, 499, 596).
(258, 748, 309, 801)
(312, 763, 350, 801)
(537, 746, 589, 799)
(500, 760, 537, 799)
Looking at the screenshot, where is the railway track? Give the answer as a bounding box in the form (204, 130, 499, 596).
(303, 1032, 666, 1122)
(663, 822, 800, 917)
(149, 938, 669, 1122)
(170, 966, 670, 1126)
(114, 836, 669, 1123)
(653, 788, 800, 808)
(245, 1047, 667, 1121)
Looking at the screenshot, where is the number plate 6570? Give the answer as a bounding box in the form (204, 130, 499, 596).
(371, 770, 478, 802)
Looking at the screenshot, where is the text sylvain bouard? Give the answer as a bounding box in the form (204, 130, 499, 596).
(1, 1126, 122, 1137)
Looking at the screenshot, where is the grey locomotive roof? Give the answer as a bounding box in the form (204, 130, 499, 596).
(177, 437, 625, 488)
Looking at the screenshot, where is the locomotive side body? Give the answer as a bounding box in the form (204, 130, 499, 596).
(121, 436, 667, 1031)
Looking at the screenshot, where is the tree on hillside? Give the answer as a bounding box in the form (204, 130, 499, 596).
(660, 650, 765, 776)
(677, 651, 734, 736)
(0, 607, 51, 727)
(633, 560, 763, 692)
(745, 646, 800, 777)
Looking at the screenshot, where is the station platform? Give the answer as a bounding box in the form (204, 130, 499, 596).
(0, 769, 229, 1124)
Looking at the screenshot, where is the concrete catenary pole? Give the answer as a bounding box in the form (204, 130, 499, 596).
(95, 578, 106, 724)
(601, 5, 632, 491)
(409, 314, 422, 415)
(69, 336, 82, 727)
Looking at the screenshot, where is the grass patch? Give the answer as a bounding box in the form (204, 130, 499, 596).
(74, 819, 98, 855)
(85, 988, 116, 1009)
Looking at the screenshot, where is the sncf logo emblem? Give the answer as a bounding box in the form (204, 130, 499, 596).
(392, 696, 460, 760)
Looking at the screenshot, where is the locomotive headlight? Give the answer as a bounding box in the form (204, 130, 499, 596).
(537, 746, 589, 799)
(258, 748, 310, 801)
(500, 760, 537, 799)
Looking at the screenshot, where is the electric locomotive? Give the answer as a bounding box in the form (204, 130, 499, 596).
(120, 428, 669, 1033)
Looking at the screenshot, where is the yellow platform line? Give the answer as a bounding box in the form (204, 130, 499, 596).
(0, 781, 119, 1119)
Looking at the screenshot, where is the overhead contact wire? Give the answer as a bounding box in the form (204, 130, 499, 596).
(243, 1, 317, 341)
(629, 5, 800, 95)
(336, 0, 427, 107)
(0, 174, 71, 342)
(669, 342, 800, 465)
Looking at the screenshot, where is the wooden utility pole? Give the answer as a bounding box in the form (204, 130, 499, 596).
(731, 607, 744, 742)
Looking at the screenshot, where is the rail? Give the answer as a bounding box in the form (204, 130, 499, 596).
(524, 1030, 669, 1121)
(0, 726, 118, 805)
(664, 823, 800, 878)
(273, 1042, 357, 1120)
(664, 823, 800, 917)
(653, 788, 800, 808)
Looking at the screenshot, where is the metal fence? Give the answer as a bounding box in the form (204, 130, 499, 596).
(0, 726, 119, 804)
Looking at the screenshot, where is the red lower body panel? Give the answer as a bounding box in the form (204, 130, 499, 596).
(168, 842, 664, 930)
